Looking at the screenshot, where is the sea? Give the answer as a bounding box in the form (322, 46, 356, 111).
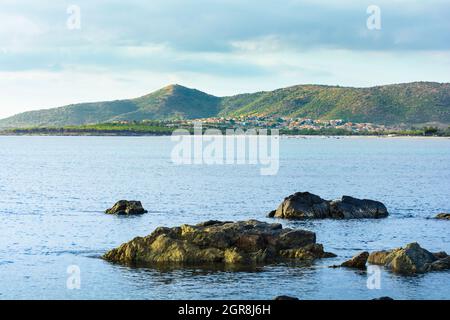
(0, 135, 449, 299)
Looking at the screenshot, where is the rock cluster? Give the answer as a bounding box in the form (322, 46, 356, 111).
(105, 200, 148, 215)
(103, 220, 335, 266)
(368, 242, 450, 274)
(269, 192, 388, 219)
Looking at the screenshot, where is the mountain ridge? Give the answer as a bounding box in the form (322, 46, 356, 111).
(1, 81, 449, 128)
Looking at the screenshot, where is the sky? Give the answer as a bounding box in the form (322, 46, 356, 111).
(0, 0, 450, 118)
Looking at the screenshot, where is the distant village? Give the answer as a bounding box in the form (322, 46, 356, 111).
(114, 116, 397, 133)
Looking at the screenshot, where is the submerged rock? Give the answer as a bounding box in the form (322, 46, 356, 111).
(271, 192, 388, 220)
(341, 251, 369, 269)
(103, 220, 335, 267)
(368, 242, 449, 274)
(105, 200, 148, 215)
(274, 295, 299, 301)
(435, 213, 450, 220)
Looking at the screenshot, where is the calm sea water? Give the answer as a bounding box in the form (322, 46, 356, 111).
(0, 136, 449, 300)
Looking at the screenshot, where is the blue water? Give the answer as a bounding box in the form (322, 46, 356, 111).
(0, 136, 449, 300)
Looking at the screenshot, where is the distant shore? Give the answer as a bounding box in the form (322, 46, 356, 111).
(1, 130, 449, 138)
(1, 121, 449, 137)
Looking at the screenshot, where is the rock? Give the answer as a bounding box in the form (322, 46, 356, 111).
(274, 192, 330, 219)
(433, 251, 448, 260)
(274, 295, 299, 301)
(367, 242, 449, 274)
(103, 220, 335, 267)
(105, 200, 148, 215)
(330, 196, 389, 219)
(341, 251, 369, 269)
(435, 213, 450, 220)
(271, 192, 388, 219)
(372, 297, 394, 301)
(267, 210, 276, 218)
(427, 256, 450, 271)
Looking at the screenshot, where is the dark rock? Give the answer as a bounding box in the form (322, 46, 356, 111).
(433, 251, 448, 260)
(435, 213, 450, 220)
(103, 220, 335, 267)
(105, 200, 148, 215)
(372, 297, 394, 301)
(271, 192, 388, 220)
(367, 242, 449, 274)
(267, 210, 276, 218)
(427, 256, 450, 271)
(274, 295, 299, 301)
(330, 196, 389, 219)
(341, 251, 369, 269)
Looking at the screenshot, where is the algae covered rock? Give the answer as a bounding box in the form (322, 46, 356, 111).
(368, 242, 449, 274)
(103, 220, 334, 267)
(341, 251, 369, 269)
(272, 192, 388, 220)
(105, 200, 148, 215)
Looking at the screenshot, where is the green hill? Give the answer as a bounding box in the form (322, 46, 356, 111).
(1, 82, 449, 128)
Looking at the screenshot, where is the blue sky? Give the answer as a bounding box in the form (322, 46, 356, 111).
(0, 0, 450, 118)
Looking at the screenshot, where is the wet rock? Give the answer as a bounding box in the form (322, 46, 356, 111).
(368, 242, 450, 274)
(103, 220, 335, 267)
(435, 213, 450, 220)
(274, 295, 299, 301)
(271, 192, 388, 219)
(341, 251, 369, 269)
(105, 200, 148, 215)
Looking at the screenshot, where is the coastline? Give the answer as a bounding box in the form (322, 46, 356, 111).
(1, 132, 449, 139)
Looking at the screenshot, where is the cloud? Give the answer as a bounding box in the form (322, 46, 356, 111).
(0, 0, 449, 117)
(2, 0, 450, 50)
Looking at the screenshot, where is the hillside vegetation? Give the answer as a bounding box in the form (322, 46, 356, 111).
(1, 82, 449, 128)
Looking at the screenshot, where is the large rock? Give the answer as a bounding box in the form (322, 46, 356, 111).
(341, 251, 369, 269)
(330, 196, 388, 219)
(368, 243, 449, 274)
(272, 192, 388, 219)
(103, 220, 335, 267)
(105, 200, 148, 215)
(435, 213, 450, 220)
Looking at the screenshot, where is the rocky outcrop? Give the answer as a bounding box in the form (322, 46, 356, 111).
(271, 192, 388, 219)
(105, 200, 148, 215)
(103, 220, 335, 267)
(341, 251, 369, 269)
(368, 242, 449, 274)
(435, 213, 450, 220)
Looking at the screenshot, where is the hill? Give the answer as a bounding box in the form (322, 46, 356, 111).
(1, 82, 449, 128)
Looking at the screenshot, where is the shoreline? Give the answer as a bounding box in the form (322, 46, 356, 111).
(1, 132, 449, 139)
